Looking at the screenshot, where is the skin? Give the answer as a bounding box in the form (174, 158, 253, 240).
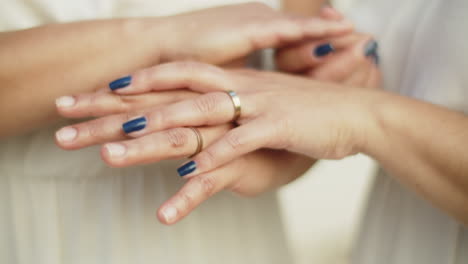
(0, 2, 361, 226)
(283, 0, 329, 16)
(53, 6, 379, 225)
(59, 61, 468, 226)
(0, 2, 353, 139)
(54, 35, 382, 225)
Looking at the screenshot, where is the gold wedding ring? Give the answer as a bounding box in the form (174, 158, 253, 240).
(188, 127, 203, 158)
(225, 90, 242, 123)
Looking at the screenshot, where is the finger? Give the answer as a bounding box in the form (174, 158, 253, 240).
(56, 90, 198, 118)
(276, 41, 335, 72)
(221, 57, 248, 69)
(101, 124, 232, 167)
(55, 90, 244, 149)
(109, 61, 233, 95)
(319, 6, 344, 21)
(176, 121, 273, 178)
(308, 37, 375, 82)
(55, 112, 135, 150)
(342, 61, 373, 87)
(157, 161, 239, 225)
(276, 33, 365, 73)
(299, 17, 353, 38)
(365, 66, 382, 89)
(249, 16, 353, 51)
(120, 91, 255, 138)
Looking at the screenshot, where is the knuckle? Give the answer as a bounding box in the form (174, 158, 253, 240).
(177, 191, 194, 212)
(197, 149, 216, 170)
(176, 61, 200, 73)
(85, 119, 105, 139)
(193, 93, 222, 114)
(194, 174, 217, 198)
(115, 94, 132, 112)
(224, 131, 244, 151)
(164, 128, 190, 149)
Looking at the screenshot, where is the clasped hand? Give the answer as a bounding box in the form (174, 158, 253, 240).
(54, 4, 381, 224)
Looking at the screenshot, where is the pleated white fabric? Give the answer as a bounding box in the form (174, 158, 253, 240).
(347, 0, 468, 263)
(0, 1, 292, 264)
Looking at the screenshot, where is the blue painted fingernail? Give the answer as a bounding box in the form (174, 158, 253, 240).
(122, 117, 147, 134)
(314, 43, 334, 57)
(364, 40, 378, 57)
(371, 53, 380, 65)
(177, 161, 197, 177)
(109, 75, 132, 91)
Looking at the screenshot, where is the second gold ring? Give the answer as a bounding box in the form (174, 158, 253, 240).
(188, 127, 203, 158)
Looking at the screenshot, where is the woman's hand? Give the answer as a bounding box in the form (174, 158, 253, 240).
(276, 6, 381, 88)
(158, 2, 354, 65)
(55, 88, 314, 225)
(57, 62, 373, 177)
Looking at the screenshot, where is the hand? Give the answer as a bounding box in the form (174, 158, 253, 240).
(157, 2, 354, 65)
(55, 88, 314, 225)
(62, 62, 374, 178)
(275, 6, 381, 88)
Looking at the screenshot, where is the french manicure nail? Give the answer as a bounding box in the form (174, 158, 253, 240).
(56, 127, 77, 142)
(364, 40, 379, 57)
(314, 43, 335, 57)
(177, 161, 197, 177)
(105, 143, 127, 157)
(55, 96, 76, 108)
(122, 117, 147, 134)
(109, 75, 132, 91)
(162, 206, 178, 223)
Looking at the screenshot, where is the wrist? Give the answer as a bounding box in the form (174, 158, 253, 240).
(352, 88, 393, 159)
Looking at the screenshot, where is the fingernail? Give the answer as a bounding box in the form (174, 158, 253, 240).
(122, 117, 147, 134)
(371, 53, 380, 65)
(177, 161, 197, 177)
(364, 40, 378, 57)
(56, 127, 77, 142)
(55, 96, 76, 108)
(162, 206, 178, 223)
(109, 75, 132, 91)
(314, 43, 334, 57)
(105, 143, 127, 157)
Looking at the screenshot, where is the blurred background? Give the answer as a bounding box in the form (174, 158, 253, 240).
(278, 155, 376, 264)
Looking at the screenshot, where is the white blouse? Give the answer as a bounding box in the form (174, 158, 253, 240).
(347, 0, 468, 263)
(0, 1, 291, 264)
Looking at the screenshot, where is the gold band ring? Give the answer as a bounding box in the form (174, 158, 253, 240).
(188, 127, 203, 158)
(224, 90, 242, 123)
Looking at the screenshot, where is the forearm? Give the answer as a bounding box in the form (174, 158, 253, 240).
(0, 18, 165, 138)
(362, 90, 468, 224)
(282, 0, 329, 16)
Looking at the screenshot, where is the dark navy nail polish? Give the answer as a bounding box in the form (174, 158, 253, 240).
(364, 40, 378, 57)
(122, 117, 147, 134)
(371, 53, 380, 65)
(177, 161, 197, 177)
(109, 75, 132, 91)
(314, 43, 334, 57)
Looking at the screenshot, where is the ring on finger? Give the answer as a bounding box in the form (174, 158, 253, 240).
(224, 90, 242, 123)
(188, 127, 203, 158)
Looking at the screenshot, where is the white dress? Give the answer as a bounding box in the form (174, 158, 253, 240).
(346, 0, 468, 263)
(0, 1, 292, 264)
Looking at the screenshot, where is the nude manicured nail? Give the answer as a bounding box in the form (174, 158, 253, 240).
(56, 127, 78, 142)
(56, 96, 76, 108)
(162, 206, 178, 223)
(105, 143, 127, 157)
